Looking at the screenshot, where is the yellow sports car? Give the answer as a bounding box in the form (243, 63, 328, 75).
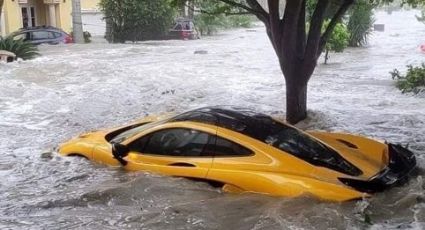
(58, 107, 417, 202)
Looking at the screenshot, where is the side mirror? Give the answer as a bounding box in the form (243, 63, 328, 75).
(112, 143, 130, 166)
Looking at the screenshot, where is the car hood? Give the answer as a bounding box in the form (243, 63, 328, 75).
(306, 131, 389, 179)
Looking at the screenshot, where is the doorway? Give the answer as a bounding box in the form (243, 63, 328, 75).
(21, 7, 36, 28)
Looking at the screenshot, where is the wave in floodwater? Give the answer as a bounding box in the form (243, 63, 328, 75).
(0, 10, 425, 229)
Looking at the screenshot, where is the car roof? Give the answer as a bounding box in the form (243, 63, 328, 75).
(170, 106, 288, 141)
(170, 107, 363, 176)
(16, 26, 63, 33)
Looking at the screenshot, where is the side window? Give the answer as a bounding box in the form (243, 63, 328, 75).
(53, 32, 62, 38)
(130, 128, 211, 157)
(13, 32, 30, 41)
(13, 33, 25, 40)
(212, 136, 253, 157)
(31, 31, 53, 40)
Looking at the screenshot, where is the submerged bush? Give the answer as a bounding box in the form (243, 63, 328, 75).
(226, 15, 253, 28)
(195, 14, 253, 36)
(0, 36, 39, 60)
(192, 1, 253, 36)
(100, 0, 177, 43)
(194, 13, 226, 36)
(391, 63, 425, 94)
(347, 0, 375, 47)
(323, 21, 350, 64)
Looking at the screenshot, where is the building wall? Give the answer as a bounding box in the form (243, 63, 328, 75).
(3, 0, 22, 35)
(34, 0, 47, 26)
(1, 0, 72, 36)
(81, 0, 100, 11)
(58, 0, 72, 33)
(81, 0, 104, 36)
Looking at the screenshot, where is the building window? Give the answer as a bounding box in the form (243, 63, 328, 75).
(30, 7, 36, 27)
(21, 8, 29, 28)
(21, 7, 36, 28)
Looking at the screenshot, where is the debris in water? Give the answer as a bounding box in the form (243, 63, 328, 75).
(194, 50, 208, 54)
(40, 151, 53, 160)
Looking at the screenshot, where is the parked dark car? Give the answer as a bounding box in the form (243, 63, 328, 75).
(10, 26, 73, 45)
(169, 18, 199, 40)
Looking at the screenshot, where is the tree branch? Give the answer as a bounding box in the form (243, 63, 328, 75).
(304, 0, 329, 60)
(185, 2, 250, 16)
(246, 0, 268, 21)
(214, 0, 269, 24)
(216, 0, 258, 14)
(224, 11, 253, 15)
(296, 0, 307, 56)
(268, 0, 282, 49)
(319, 0, 354, 53)
(281, 0, 305, 57)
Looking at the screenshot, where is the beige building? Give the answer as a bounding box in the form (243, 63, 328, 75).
(1, 0, 72, 36)
(80, 0, 105, 36)
(0, 0, 102, 36)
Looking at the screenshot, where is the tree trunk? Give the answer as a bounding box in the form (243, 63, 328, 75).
(225, 0, 355, 124)
(286, 78, 308, 124)
(324, 49, 329, 64)
(71, 0, 85, 43)
(187, 0, 195, 19)
(105, 16, 113, 43)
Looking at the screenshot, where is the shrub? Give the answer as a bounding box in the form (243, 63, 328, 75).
(0, 36, 39, 60)
(194, 13, 226, 36)
(192, 1, 253, 36)
(347, 0, 375, 47)
(195, 14, 253, 36)
(83, 31, 92, 43)
(100, 0, 177, 43)
(323, 21, 350, 64)
(225, 15, 253, 28)
(391, 63, 425, 94)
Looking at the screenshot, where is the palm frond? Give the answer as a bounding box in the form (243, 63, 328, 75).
(0, 36, 39, 60)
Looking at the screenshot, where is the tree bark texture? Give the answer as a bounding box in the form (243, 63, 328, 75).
(72, 0, 85, 43)
(240, 0, 354, 124)
(286, 78, 308, 124)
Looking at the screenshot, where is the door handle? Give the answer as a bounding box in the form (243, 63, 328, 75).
(168, 162, 196, 167)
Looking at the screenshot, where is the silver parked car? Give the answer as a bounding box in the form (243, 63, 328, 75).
(10, 26, 73, 45)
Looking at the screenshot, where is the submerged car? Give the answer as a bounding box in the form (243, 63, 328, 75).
(168, 18, 199, 40)
(58, 107, 417, 201)
(10, 26, 73, 45)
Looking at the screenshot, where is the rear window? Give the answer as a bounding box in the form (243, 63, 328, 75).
(263, 123, 362, 176)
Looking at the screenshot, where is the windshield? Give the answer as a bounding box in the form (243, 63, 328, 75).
(109, 120, 168, 144)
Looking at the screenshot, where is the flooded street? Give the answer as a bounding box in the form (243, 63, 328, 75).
(0, 10, 424, 229)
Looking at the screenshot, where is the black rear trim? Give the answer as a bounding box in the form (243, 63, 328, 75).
(339, 144, 416, 193)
